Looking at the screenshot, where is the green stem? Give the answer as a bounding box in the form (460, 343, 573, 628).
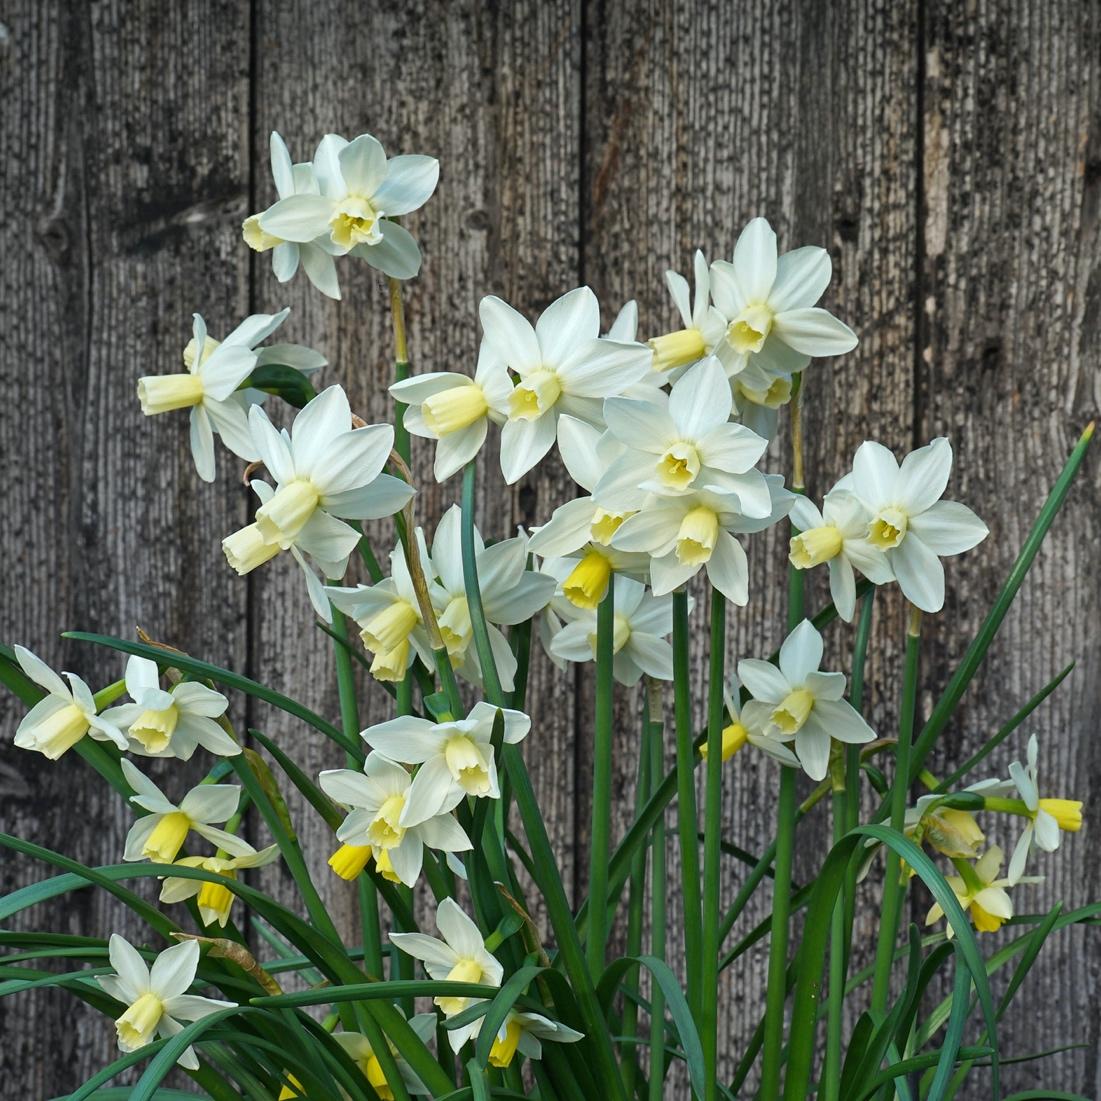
(646, 680, 668, 1101)
(461, 462, 505, 706)
(701, 589, 726, 1101)
(821, 789, 847, 1101)
(871, 605, 922, 1014)
(587, 584, 616, 980)
(389, 276, 411, 464)
(671, 589, 703, 1020)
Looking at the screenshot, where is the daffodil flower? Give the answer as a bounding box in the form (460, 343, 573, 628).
(730, 359, 796, 440)
(480, 287, 652, 483)
(737, 620, 875, 781)
(702, 676, 800, 767)
(96, 936, 234, 1069)
(389, 897, 504, 1051)
(842, 437, 988, 613)
(12, 645, 126, 760)
(389, 340, 513, 481)
(158, 845, 280, 927)
(925, 846, 1040, 937)
(904, 779, 1010, 859)
(788, 488, 894, 621)
(101, 656, 238, 760)
(709, 217, 858, 377)
(1005, 734, 1084, 883)
(319, 752, 472, 888)
(610, 477, 793, 605)
(244, 131, 343, 299)
(330, 1015, 438, 1098)
(484, 1010, 584, 1069)
(258, 131, 439, 279)
(648, 249, 728, 373)
(222, 386, 414, 618)
(361, 701, 530, 827)
(121, 759, 254, 864)
(138, 309, 291, 482)
(595, 356, 770, 509)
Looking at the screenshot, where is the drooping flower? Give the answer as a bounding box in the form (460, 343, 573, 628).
(708, 217, 858, 378)
(648, 250, 729, 374)
(737, 619, 875, 781)
(925, 846, 1040, 937)
(330, 1014, 438, 1098)
(842, 437, 988, 613)
(484, 1011, 584, 1069)
(159, 845, 280, 927)
(96, 936, 234, 1069)
(121, 759, 255, 864)
(101, 655, 239, 760)
(258, 131, 439, 280)
(361, 701, 530, 826)
(905, 779, 1010, 859)
(389, 897, 504, 1051)
(480, 287, 652, 483)
(222, 386, 414, 618)
(12, 645, 126, 760)
(389, 340, 513, 481)
(788, 488, 894, 621)
(138, 309, 294, 482)
(319, 752, 472, 887)
(730, 359, 797, 440)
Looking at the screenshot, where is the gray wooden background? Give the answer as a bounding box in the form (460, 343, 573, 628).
(2, 1, 1100, 1097)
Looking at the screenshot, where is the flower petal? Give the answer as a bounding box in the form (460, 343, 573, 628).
(907, 499, 987, 555)
(778, 619, 823, 685)
(372, 154, 439, 215)
(732, 217, 777, 304)
(768, 246, 832, 312)
(535, 286, 601, 368)
(772, 307, 858, 357)
(480, 296, 541, 373)
(890, 535, 946, 613)
(897, 437, 953, 514)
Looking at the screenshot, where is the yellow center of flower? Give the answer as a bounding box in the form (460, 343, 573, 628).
(969, 900, 1005, 933)
(242, 214, 281, 252)
(675, 506, 720, 565)
(197, 878, 236, 926)
(367, 794, 407, 850)
(736, 375, 792, 409)
(361, 601, 420, 655)
(648, 328, 707, 372)
(369, 640, 411, 683)
(142, 812, 192, 863)
(586, 613, 631, 657)
(770, 688, 815, 736)
(421, 385, 490, 436)
(223, 524, 281, 576)
(128, 704, 179, 754)
(563, 550, 613, 609)
(436, 958, 484, 1017)
(444, 734, 492, 795)
(700, 721, 749, 762)
(657, 441, 702, 490)
(1038, 798, 1083, 832)
(789, 525, 844, 569)
(137, 373, 206, 415)
(329, 843, 374, 880)
(329, 195, 383, 248)
(439, 596, 473, 657)
(115, 991, 164, 1050)
(488, 1018, 524, 1068)
(509, 369, 561, 421)
(32, 702, 90, 760)
(590, 508, 630, 546)
(726, 304, 774, 354)
(365, 1054, 394, 1099)
(255, 479, 320, 545)
(868, 506, 908, 549)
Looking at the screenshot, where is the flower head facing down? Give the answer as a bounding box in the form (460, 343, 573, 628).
(96, 936, 234, 1069)
(159, 845, 280, 927)
(925, 846, 1040, 937)
(486, 1011, 584, 1069)
(737, 620, 875, 781)
(331, 1013, 438, 1097)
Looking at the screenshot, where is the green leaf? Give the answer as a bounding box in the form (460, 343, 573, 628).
(240, 363, 317, 408)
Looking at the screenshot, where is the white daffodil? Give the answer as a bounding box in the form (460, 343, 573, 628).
(361, 701, 530, 827)
(737, 620, 875, 781)
(610, 477, 793, 605)
(138, 309, 293, 482)
(389, 897, 504, 1051)
(389, 340, 513, 481)
(788, 489, 894, 621)
(12, 645, 126, 760)
(904, 779, 1010, 859)
(1005, 734, 1084, 883)
(595, 356, 770, 510)
(120, 759, 254, 864)
(730, 359, 796, 440)
(427, 505, 555, 689)
(708, 217, 858, 378)
(925, 846, 1040, 937)
(544, 572, 675, 686)
(100, 656, 238, 760)
(97, 936, 234, 1069)
(158, 845, 280, 927)
(648, 249, 729, 373)
(480, 287, 652, 483)
(244, 131, 342, 299)
(702, 676, 800, 767)
(484, 1010, 584, 1070)
(331, 1015, 438, 1098)
(327, 532, 438, 683)
(842, 437, 988, 613)
(258, 131, 439, 279)
(222, 386, 414, 618)
(319, 752, 472, 888)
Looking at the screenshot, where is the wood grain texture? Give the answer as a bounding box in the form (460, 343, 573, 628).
(1, 1, 1099, 1097)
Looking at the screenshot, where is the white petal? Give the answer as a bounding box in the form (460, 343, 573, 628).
(318, 768, 376, 809)
(388, 932, 457, 974)
(300, 243, 342, 299)
(556, 339, 652, 398)
(480, 296, 541, 373)
(179, 784, 240, 825)
(271, 241, 300, 283)
(810, 699, 876, 744)
(535, 286, 601, 368)
(364, 717, 444, 763)
(897, 438, 953, 514)
(850, 441, 900, 508)
(290, 386, 352, 470)
(416, 811, 473, 853)
(402, 757, 459, 826)
(269, 132, 294, 197)
(338, 134, 387, 196)
(108, 934, 151, 999)
(736, 658, 790, 704)
(14, 646, 68, 699)
(733, 218, 777, 304)
(556, 415, 605, 490)
(149, 940, 199, 999)
(890, 535, 946, 613)
(772, 308, 858, 357)
(323, 474, 415, 521)
(356, 220, 422, 279)
(311, 422, 394, 495)
(204, 398, 259, 463)
(500, 415, 557, 484)
(699, 422, 768, 476)
(527, 497, 597, 556)
(649, 552, 698, 596)
(371, 154, 439, 215)
(907, 499, 987, 555)
(768, 246, 831, 312)
(248, 406, 296, 484)
(706, 530, 749, 605)
(259, 194, 335, 243)
(435, 897, 486, 958)
(778, 620, 823, 684)
(827, 557, 857, 622)
(794, 726, 831, 781)
(434, 421, 488, 481)
(189, 407, 216, 483)
(669, 357, 733, 437)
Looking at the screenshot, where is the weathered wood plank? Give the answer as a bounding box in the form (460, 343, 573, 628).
(0, 2, 252, 1096)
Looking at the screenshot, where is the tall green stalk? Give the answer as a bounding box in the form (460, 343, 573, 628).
(647, 679, 668, 1101)
(587, 584, 616, 979)
(871, 605, 922, 1014)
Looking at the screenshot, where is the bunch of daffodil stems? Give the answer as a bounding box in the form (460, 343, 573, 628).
(1, 127, 1096, 1101)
